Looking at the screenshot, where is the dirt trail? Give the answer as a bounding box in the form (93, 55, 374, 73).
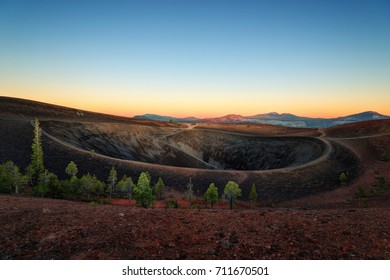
(283, 137, 333, 171)
(317, 129, 326, 137)
(328, 132, 390, 140)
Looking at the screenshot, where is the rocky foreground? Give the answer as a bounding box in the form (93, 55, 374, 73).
(0, 195, 388, 260)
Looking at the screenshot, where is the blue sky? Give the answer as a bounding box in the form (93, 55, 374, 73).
(1, 0, 389, 117)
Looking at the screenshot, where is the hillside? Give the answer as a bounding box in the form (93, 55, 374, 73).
(0, 97, 390, 260)
(0, 96, 184, 128)
(0, 97, 361, 202)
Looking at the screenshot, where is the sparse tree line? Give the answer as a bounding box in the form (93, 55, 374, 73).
(0, 118, 261, 209)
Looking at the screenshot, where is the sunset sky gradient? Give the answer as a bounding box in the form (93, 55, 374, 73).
(1, 0, 389, 118)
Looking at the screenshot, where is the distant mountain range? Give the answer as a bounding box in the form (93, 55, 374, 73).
(134, 111, 390, 128)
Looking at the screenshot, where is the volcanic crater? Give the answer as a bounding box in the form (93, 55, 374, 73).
(42, 121, 326, 171)
(0, 97, 365, 202)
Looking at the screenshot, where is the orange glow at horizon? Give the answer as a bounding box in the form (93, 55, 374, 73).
(3, 89, 390, 120)
(2, 75, 390, 119)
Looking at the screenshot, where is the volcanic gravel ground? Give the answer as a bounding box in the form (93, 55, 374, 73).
(0, 196, 389, 260)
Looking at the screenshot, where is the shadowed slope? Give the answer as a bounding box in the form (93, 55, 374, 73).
(0, 96, 185, 128)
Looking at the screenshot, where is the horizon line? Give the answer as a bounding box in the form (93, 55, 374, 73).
(1, 95, 388, 120)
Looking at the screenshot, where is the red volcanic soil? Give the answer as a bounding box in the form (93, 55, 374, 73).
(324, 119, 390, 138)
(0, 195, 389, 260)
(280, 119, 390, 209)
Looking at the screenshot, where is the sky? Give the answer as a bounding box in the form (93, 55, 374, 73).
(1, 0, 389, 118)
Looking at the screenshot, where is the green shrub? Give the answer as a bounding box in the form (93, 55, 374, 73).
(354, 187, 367, 198)
(191, 203, 200, 209)
(369, 187, 378, 196)
(379, 152, 389, 162)
(376, 176, 386, 190)
(99, 198, 111, 204)
(89, 201, 100, 206)
(165, 198, 179, 209)
(340, 172, 348, 186)
(33, 170, 61, 198)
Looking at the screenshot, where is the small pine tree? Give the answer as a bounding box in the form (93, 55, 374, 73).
(80, 173, 104, 200)
(25, 164, 34, 186)
(144, 171, 152, 185)
(223, 181, 242, 210)
(204, 183, 218, 208)
(31, 118, 44, 183)
(0, 162, 13, 193)
(64, 161, 79, 199)
(154, 177, 166, 200)
(68, 175, 81, 200)
(249, 184, 257, 207)
(34, 170, 60, 198)
(65, 161, 78, 178)
(93, 178, 105, 198)
(186, 178, 194, 202)
(116, 175, 135, 199)
(0, 161, 26, 194)
(10, 163, 26, 195)
(107, 166, 118, 198)
(80, 173, 95, 200)
(134, 172, 155, 208)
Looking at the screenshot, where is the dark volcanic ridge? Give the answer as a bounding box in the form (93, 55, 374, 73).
(0, 96, 184, 128)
